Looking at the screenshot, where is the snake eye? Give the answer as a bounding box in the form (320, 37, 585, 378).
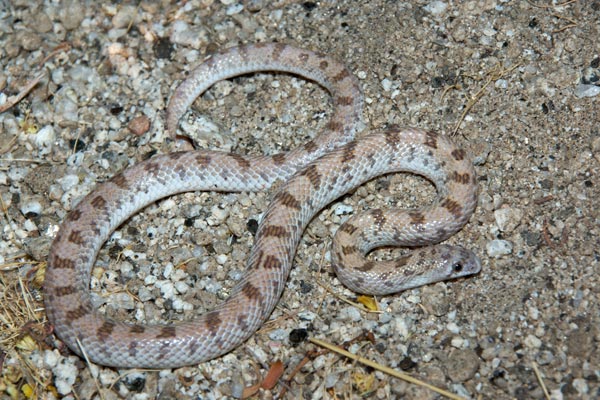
(452, 262, 463, 273)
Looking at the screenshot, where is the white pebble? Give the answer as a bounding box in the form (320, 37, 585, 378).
(52, 360, 79, 395)
(163, 263, 173, 279)
(33, 125, 56, 154)
(172, 298, 193, 311)
(494, 207, 522, 232)
(107, 293, 135, 310)
(156, 280, 175, 299)
(495, 79, 508, 89)
(340, 306, 362, 322)
(20, 199, 42, 216)
(23, 219, 38, 231)
(486, 239, 513, 257)
(298, 311, 317, 321)
(574, 84, 600, 98)
(44, 350, 60, 368)
(524, 334, 542, 349)
(423, 1, 448, 15)
(573, 378, 589, 395)
(209, 206, 229, 225)
(334, 203, 353, 215)
(226, 3, 244, 15)
(174, 281, 189, 294)
(451, 336, 465, 348)
(215, 254, 228, 265)
(324, 372, 339, 388)
(57, 174, 80, 192)
(446, 322, 460, 334)
(268, 328, 288, 341)
(381, 78, 393, 91)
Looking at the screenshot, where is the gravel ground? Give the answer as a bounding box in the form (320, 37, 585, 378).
(1, 1, 599, 399)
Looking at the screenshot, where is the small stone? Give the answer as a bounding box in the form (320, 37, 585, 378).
(16, 30, 42, 51)
(59, 1, 85, 30)
(486, 239, 513, 258)
(32, 125, 56, 155)
(54, 97, 79, 124)
(289, 328, 308, 344)
(246, 0, 264, 12)
(334, 203, 353, 215)
(170, 20, 207, 49)
(381, 78, 393, 91)
(493, 207, 522, 232)
(226, 3, 244, 15)
(112, 5, 138, 29)
(20, 199, 42, 217)
(339, 306, 362, 322)
(423, 1, 448, 15)
(445, 349, 480, 382)
(420, 284, 450, 316)
(128, 115, 150, 136)
(52, 360, 79, 395)
(57, 174, 79, 192)
(107, 292, 135, 310)
(122, 372, 146, 392)
(32, 12, 53, 33)
(574, 84, 600, 98)
(524, 334, 542, 349)
(268, 328, 288, 341)
(44, 350, 60, 368)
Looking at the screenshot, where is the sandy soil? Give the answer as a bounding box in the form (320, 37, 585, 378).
(0, 1, 598, 399)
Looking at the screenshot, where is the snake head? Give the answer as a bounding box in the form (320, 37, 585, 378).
(436, 244, 482, 281)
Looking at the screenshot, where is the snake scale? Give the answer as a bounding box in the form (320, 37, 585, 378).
(44, 43, 480, 368)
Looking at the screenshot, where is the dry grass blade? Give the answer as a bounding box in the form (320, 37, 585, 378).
(451, 63, 521, 136)
(310, 337, 467, 400)
(0, 71, 46, 113)
(0, 267, 48, 398)
(532, 362, 551, 400)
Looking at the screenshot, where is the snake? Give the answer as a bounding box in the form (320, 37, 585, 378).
(44, 43, 480, 368)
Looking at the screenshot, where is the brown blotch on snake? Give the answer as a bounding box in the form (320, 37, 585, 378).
(68, 230, 84, 245)
(90, 195, 107, 210)
(261, 225, 288, 237)
(65, 305, 90, 322)
(441, 197, 464, 219)
(409, 211, 426, 225)
(277, 191, 302, 210)
(108, 174, 129, 189)
(298, 164, 322, 189)
(97, 321, 116, 341)
(241, 282, 264, 302)
(423, 131, 438, 149)
(53, 285, 77, 297)
(272, 153, 287, 166)
(156, 326, 177, 339)
(451, 148, 466, 161)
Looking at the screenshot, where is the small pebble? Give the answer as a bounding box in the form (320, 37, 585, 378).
(128, 115, 150, 136)
(574, 84, 600, 98)
(493, 207, 522, 232)
(486, 239, 513, 257)
(20, 199, 42, 216)
(445, 349, 480, 383)
(333, 203, 353, 215)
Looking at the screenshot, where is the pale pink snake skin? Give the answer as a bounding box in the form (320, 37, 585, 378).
(45, 43, 480, 368)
